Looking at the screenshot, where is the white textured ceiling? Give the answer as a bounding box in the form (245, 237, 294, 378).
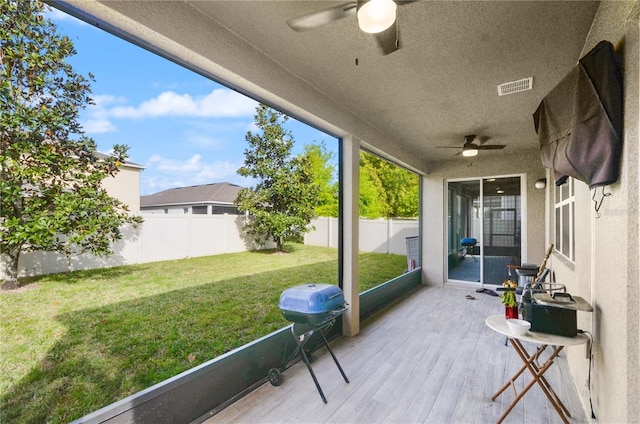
(56, 0, 601, 171)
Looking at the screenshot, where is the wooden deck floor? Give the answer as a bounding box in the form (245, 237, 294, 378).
(206, 285, 589, 424)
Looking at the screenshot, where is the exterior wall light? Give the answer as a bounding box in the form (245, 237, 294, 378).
(535, 178, 547, 189)
(357, 0, 397, 33)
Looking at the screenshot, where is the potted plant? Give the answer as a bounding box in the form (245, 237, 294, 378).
(501, 279, 518, 319)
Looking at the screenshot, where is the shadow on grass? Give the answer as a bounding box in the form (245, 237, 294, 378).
(19, 265, 147, 286)
(248, 244, 299, 255)
(0, 261, 340, 424)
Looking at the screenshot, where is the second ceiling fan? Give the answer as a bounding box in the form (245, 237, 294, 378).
(437, 135, 507, 157)
(286, 0, 412, 55)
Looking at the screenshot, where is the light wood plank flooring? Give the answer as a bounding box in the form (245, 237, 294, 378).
(206, 285, 589, 424)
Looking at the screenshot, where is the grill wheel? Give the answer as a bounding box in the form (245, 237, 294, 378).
(268, 368, 282, 386)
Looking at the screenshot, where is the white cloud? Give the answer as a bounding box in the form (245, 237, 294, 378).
(81, 89, 256, 135)
(141, 154, 246, 194)
(185, 132, 227, 150)
(110, 89, 257, 119)
(140, 154, 255, 195)
(82, 119, 117, 134)
(147, 154, 202, 173)
(93, 95, 128, 107)
(82, 95, 127, 134)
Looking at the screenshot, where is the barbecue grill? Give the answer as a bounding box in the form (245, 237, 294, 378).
(268, 283, 349, 403)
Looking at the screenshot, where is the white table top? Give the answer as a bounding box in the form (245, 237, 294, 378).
(485, 315, 588, 347)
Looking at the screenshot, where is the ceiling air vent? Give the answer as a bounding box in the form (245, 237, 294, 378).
(497, 77, 533, 96)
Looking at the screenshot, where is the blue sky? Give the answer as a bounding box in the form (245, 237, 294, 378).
(47, 9, 337, 195)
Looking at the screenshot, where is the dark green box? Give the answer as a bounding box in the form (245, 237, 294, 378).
(521, 302, 577, 337)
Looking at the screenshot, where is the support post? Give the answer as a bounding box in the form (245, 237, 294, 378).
(341, 136, 360, 336)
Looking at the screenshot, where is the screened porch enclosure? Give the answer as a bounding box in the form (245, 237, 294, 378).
(46, 2, 640, 423)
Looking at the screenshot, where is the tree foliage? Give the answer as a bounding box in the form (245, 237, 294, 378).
(235, 104, 319, 251)
(359, 162, 385, 219)
(304, 142, 338, 217)
(0, 1, 143, 289)
(359, 151, 419, 218)
(292, 145, 420, 219)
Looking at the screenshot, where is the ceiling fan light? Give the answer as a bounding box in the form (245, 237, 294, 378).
(357, 0, 397, 34)
(462, 147, 478, 157)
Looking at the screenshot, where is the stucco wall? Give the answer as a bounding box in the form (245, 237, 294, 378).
(101, 165, 142, 213)
(421, 148, 547, 286)
(547, 2, 639, 422)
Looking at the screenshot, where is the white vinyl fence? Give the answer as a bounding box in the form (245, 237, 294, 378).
(0, 214, 262, 280)
(305, 217, 419, 255)
(1, 216, 419, 280)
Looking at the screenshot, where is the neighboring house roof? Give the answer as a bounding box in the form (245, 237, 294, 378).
(96, 151, 145, 170)
(140, 182, 243, 207)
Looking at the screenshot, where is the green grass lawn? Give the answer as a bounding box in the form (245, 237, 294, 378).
(0, 244, 406, 423)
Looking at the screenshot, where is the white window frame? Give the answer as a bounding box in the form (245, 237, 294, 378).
(554, 177, 575, 261)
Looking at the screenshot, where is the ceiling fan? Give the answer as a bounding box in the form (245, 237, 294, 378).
(286, 0, 411, 55)
(437, 135, 506, 157)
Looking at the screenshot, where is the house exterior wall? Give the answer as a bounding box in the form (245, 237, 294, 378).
(421, 148, 547, 286)
(140, 204, 241, 215)
(101, 165, 142, 213)
(142, 206, 187, 214)
(548, 2, 640, 423)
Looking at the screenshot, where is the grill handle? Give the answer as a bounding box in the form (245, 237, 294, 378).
(330, 304, 349, 317)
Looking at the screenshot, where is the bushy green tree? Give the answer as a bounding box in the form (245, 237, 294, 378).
(304, 142, 338, 217)
(0, 1, 143, 290)
(359, 166, 385, 218)
(235, 104, 319, 251)
(360, 151, 419, 218)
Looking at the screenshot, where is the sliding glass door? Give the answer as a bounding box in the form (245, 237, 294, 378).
(447, 176, 522, 285)
(481, 177, 522, 285)
(447, 180, 481, 282)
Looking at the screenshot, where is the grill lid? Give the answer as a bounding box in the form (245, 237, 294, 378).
(279, 283, 345, 314)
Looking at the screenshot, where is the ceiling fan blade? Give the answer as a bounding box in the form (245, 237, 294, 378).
(436, 146, 463, 149)
(477, 145, 506, 150)
(373, 23, 400, 55)
(287, 2, 356, 32)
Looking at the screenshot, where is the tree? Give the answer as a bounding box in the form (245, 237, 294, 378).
(235, 104, 319, 251)
(304, 142, 338, 217)
(360, 151, 419, 218)
(0, 1, 143, 290)
(359, 165, 385, 218)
